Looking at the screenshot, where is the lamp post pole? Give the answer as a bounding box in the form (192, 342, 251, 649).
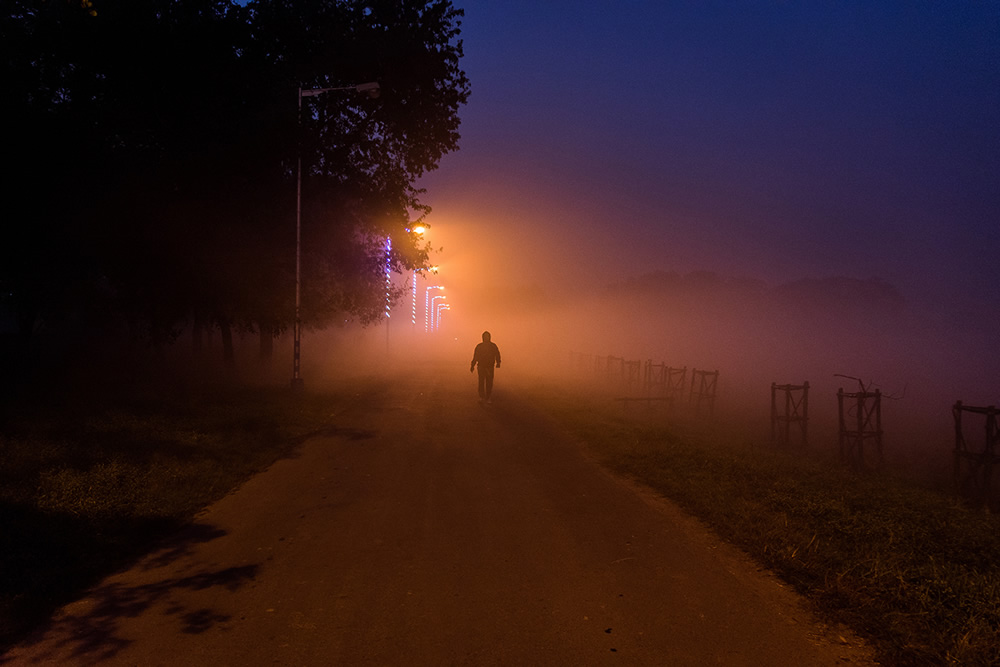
(435, 302, 451, 330)
(411, 271, 416, 326)
(406, 228, 432, 329)
(425, 285, 444, 332)
(293, 88, 304, 391)
(429, 294, 446, 331)
(414, 264, 438, 329)
(292, 81, 379, 391)
(385, 235, 392, 352)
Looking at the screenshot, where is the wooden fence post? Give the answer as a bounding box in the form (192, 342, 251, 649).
(837, 386, 883, 470)
(952, 401, 1000, 509)
(771, 381, 809, 447)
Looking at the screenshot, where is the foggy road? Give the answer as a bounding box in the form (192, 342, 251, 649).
(5, 362, 873, 666)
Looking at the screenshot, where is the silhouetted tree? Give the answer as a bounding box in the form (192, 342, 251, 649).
(1, 0, 469, 374)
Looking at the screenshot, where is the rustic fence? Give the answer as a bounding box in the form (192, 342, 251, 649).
(771, 382, 809, 447)
(837, 387, 883, 470)
(643, 361, 686, 402)
(690, 369, 719, 417)
(952, 401, 1000, 509)
(574, 352, 1000, 501)
(571, 353, 714, 418)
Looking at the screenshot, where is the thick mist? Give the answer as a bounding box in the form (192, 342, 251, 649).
(107, 255, 993, 494)
(414, 267, 996, 485)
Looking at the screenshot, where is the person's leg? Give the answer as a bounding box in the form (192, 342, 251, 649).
(477, 371, 486, 399)
(484, 367, 494, 399)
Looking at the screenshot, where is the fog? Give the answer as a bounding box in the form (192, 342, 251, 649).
(359, 0, 999, 491)
(307, 209, 1000, 494)
(256, 236, 992, 493)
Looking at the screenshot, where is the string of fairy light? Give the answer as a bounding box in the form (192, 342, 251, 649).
(411, 271, 418, 325)
(425, 285, 444, 331)
(384, 236, 392, 321)
(385, 226, 448, 333)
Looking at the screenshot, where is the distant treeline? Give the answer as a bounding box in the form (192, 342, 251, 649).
(606, 271, 907, 316)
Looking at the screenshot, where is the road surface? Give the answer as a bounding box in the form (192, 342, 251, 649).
(4, 363, 874, 665)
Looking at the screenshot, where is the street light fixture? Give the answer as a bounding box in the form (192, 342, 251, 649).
(384, 234, 392, 352)
(435, 302, 451, 331)
(293, 81, 380, 391)
(411, 270, 418, 326)
(413, 262, 438, 328)
(425, 286, 444, 331)
(429, 294, 446, 331)
(389, 226, 430, 347)
(408, 227, 431, 327)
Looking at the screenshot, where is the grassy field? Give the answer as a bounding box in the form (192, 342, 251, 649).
(2, 375, 998, 664)
(526, 383, 1000, 666)
(0, 377, 361, 654)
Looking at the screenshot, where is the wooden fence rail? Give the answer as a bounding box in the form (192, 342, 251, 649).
(837, 387, 882, 470)
(771, 382, 809, 447)
(953, 401, 1000, 509)
(690, 369, 719, 417)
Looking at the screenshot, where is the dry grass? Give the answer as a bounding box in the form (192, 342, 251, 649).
(531, 386, 1000, 666)
(0, 379, 363, 653)
(2, 372, 997, 664)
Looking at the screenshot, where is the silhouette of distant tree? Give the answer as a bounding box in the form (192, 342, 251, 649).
(1, 0, 469, 373)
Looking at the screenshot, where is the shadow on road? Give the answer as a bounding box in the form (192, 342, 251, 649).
(2, 520, 256, 665)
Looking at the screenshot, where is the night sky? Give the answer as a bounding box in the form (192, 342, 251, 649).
(418, 1, 999, 317)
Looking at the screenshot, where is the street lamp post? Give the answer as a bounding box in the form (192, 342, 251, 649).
(413, 263, 438, 328)
(429, 294, 446, 331)
(411, 270, 417, 326)
(435, 302, 451, 330)
(293, 81, 379, 391)
(425, 285, 444, 332)
(384, 235, 392, 351)
(407, 227, 431, 328)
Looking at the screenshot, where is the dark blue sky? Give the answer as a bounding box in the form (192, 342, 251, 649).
(418, 1, 999, 315)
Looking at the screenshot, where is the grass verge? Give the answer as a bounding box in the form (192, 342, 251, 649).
(528, 384, 1000, 666)
(0, 378, 368, 654)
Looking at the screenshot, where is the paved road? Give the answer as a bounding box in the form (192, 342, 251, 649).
(5, 364, 874, 665)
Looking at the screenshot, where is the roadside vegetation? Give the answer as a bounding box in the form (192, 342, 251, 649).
(529, 384, 1000, 666)
(3, 371, 997, 664)
(0, 376, 360, 654)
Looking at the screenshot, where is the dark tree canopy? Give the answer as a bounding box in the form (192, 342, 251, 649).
(0, 0, 469, 372)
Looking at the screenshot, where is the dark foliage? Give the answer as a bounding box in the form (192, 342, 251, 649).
(0, 0, 469, 378)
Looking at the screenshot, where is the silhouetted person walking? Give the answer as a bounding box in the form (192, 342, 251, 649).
(470, 331, 502, 403)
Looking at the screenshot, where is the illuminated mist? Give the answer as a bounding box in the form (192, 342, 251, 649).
(279, 175, 989, 490)
(285, 1, 998, 490)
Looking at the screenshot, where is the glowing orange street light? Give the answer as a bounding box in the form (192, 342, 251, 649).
(408, 226, 433, 327)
